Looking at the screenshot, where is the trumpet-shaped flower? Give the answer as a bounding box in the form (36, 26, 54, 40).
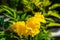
(11, 21, 27, 36)
(26, 17, 40, 29)
(11, 12, 46, 37)
(34, 12, 46, 23)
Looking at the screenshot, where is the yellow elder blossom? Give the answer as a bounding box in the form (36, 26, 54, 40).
(26, 17, 40, 29)
(31, 29, 40, 37)
(11, 21, 40, 37)
(11, 21, 27, 36)
(26, 12, 46, 37)
(34, 12, 46, 23)
(26, 17, 40, 37)
(11, 12, 46, 37)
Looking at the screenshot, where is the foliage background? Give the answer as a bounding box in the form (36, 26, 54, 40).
(0, 0, 60, 40)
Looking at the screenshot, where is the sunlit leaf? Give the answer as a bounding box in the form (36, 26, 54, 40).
(48, 11, 60, 19)
(47, 22, 60, 27)
(49, 4, 60, 10)
(46, 18, 55, 22)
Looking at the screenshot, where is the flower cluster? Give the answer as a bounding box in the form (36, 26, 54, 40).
(11, 12, 46, 37)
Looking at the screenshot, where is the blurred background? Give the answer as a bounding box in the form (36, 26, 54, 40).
(0, 0, 60, 40)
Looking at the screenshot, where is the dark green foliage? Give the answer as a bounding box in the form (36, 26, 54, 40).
(0, 0, 60, 40)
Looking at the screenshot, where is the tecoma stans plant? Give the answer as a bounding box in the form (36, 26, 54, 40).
(0, 0, 60, 40)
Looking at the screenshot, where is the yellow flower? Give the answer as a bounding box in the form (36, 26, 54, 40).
(34, 12, 46, 23)
(11, 12, 46, 37)
(26, 17, 40, 29)
(30, 29, 40, 37)
(26, 16, 40, 37)
(11, 21, 27, 36)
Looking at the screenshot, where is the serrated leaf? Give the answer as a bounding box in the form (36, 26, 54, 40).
(25, 15, 31, 20)
(46, 18, 55, 22)
(49, 4, 60, 10)
(2, 6, 17, 18)
(1, 6, 20, 21)
(21, 13, 27, 20)
(15, 15, 20, 21)
(14, 12, 16, 19)
(4, 14, 13, 19)
(3, 6, 16, 13)
(1, 6, 13, 15)
(48, 11, 60, 19)
(47, 22, 60, 27)
(2, 8, 13, 16)
(9, 21, 15, 23)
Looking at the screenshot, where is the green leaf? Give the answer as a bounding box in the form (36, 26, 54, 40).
(4, 14, 14, 19)
(1, 6, 13, 16)
(0, 31, 5, 40)
(46, 18, 55, 22)
(47, 22, 60, 27)
(1, 6, 17, 18)
(42, 0, 51, 7)
(21, 13, 27, 20)
(1, 6, 20, 21)
(16, 15, 20, 21)
(48, 11, 60, 19)
(0, 31, 4, 36)
(0, 17, 4, 29)
(0, 38, 5, 40)
(28, 36, 32, 40)
(0, 9, 4, 13)
(34, 35, 38, 40)
(49, 4, 60, 10)
(17, 11, 23, 14)
(25, 15, 31, 20)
